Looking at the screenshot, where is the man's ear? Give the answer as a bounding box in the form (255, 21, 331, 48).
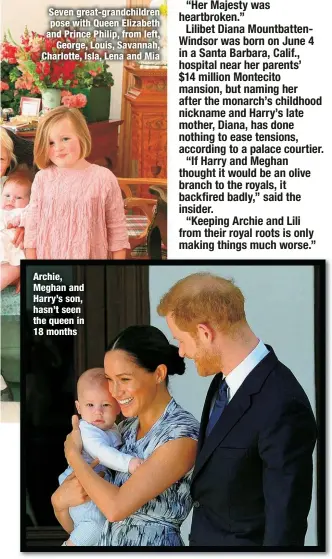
(197, 323, 215, 342)
(75, 400, 81, 415)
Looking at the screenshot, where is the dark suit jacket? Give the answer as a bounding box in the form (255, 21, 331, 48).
(190, 345, 317, 547)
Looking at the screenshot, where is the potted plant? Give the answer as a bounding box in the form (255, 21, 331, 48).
(72, 61, 114, 123)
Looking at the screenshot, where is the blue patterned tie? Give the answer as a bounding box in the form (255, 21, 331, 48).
(206, 378, 228, 437)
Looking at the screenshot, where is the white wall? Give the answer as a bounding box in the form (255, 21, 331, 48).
(150, 264, 317, 546)
(1, 0, 125, 119)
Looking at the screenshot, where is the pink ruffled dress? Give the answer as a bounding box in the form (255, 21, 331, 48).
(24, 164, 130, 259)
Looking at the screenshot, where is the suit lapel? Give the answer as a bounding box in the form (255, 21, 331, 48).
(192, 391, 252, 482)
(192, 346, 277, 483)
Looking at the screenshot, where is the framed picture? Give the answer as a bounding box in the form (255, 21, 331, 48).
(20, 97, 41, 116)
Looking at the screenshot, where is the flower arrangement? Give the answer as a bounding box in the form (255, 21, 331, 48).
(0, 34, 40, 113)
(1, 29, 76, 92)
(0, 27, 114, 114)
(61, 90, 87, 109)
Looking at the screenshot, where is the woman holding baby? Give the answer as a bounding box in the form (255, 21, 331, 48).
(51, 326, 199, 547)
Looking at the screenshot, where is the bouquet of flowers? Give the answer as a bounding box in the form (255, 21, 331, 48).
(8, 27, 86, 91)
(61, 90, 87, 108)
(0, 27, 114, 113)
(0, 34, 40, 114)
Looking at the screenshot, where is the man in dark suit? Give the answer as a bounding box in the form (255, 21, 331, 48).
(158, 272, 317, 547)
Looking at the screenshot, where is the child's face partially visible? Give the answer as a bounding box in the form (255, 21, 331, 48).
(75, 383, 120, 431)
(48, 118, 82, 169)
(1, 182, 30, 210)
(0, 146, 11, 177)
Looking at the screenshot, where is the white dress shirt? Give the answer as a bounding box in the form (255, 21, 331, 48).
(209, 340, 269, 416)
(225, 340, 269, 401)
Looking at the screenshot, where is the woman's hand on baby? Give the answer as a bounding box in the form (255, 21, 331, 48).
(64, 415, 83, 462)
(128, 457, 144, 475)
(52, 470, 90, 511)
(52, 459, 104, 511)
(7, 225, 24, 249)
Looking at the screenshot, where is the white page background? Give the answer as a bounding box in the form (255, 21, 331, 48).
(1, 0, 331, 556)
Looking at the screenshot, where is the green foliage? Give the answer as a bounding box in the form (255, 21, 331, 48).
(1, 60, 15, 82)
(0, 60, 39, 114)
(0, 30, 113, 116)
(92, 62, 114, 88)
(9, 66, 21, 82)
(75, 61, 114, 89)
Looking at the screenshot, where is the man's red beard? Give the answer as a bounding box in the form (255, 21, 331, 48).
(194, 349, 221, 377)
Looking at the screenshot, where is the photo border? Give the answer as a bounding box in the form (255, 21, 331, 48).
(20, 259, 326, 552)
(19, 96, 41, 116)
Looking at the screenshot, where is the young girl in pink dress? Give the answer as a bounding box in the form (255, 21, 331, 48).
(24, 107, 130, 259)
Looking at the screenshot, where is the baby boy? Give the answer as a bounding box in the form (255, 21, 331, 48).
(59, 368, 143, 546)
(0, 169, 32, 290)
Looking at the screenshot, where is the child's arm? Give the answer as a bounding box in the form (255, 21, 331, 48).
(5, 207, 30, 229)
(17, 205, 29, 228)
(105, 173, 130, 257)
(3, 211, 25, 249)
(5, 215, 21, 228)
(111, 249, 127, 260)
(80, 422, 141, 473)
(25, 248, 37, 259)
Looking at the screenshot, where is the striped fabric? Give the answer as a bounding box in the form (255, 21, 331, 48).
(126, 215, 149, 237)
(99, 399, 199, 546)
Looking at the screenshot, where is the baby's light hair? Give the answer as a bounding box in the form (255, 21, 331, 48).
(77, 368, 108, 399)
(34, 106, 91, 169)
(4, 167, 34, 190)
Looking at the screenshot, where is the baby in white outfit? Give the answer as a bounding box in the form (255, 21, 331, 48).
(59, 368, 143, 546)
(0, 169, 32, 291)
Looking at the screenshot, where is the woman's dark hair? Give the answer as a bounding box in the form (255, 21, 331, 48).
(106, 325, 185, 384)
(4, 128, 35, 175)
